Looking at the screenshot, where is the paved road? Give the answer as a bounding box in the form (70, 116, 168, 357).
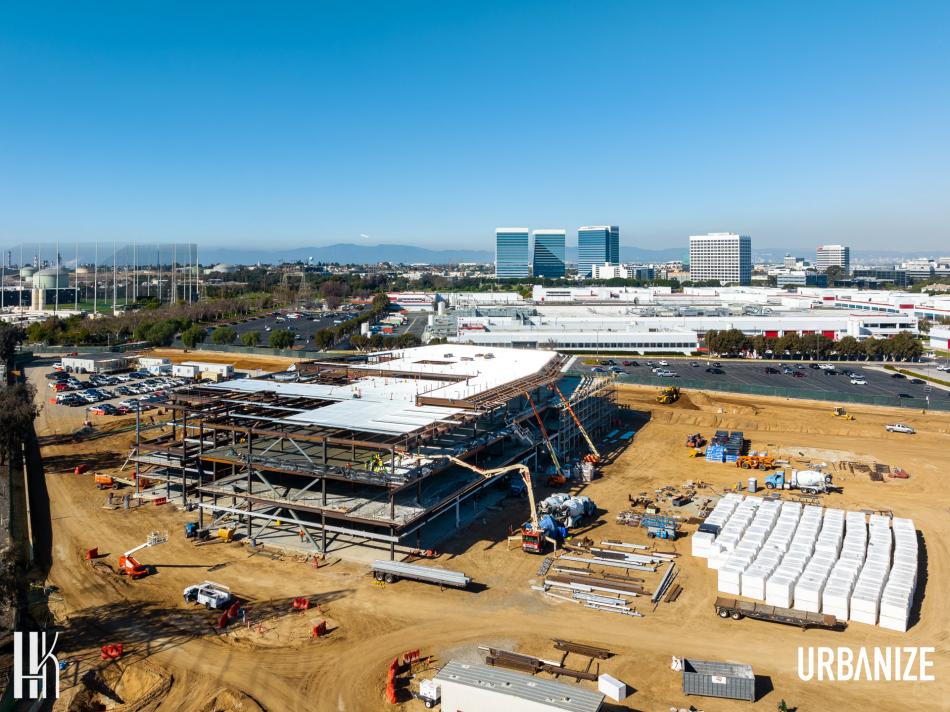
(574, 358, 949, 404)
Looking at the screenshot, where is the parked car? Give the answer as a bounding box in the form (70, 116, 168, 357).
(690, 361, 699, 367)
(793, 371, 806, 378)
(765, 367, 779, 374)
(909, 378, 924, 384)
(592, 366, 606, 373)
(705, 367, 724, 374)
(850, 378, 867, 385)
(890, 373, 905, 379)
(885, 423, 915, 434)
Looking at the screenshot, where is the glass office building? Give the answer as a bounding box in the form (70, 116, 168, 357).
(532, 230, 566, 278)
(494, 228, 530, 278)
(577, 225, 620, 277)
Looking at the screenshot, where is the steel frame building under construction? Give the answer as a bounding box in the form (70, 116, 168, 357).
(132, 345, 618, 559)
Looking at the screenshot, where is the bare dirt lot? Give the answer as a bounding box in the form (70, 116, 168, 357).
(37, 380, 949, 711)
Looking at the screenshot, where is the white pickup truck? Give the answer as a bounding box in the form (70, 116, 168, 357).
(183, 581, 232, 609)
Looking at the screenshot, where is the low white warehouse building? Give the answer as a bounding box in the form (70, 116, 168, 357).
(434, 661, 604, 712)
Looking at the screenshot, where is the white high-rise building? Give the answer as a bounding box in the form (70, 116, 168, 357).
(688, 233, 752, 285)
(816, 245, 850, 274)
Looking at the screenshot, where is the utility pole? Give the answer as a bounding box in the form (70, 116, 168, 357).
(112, 240, 117, 315)
(74, 241, 79, 311)
(93, 242, 98, 315)
(55, 240, 60, 313)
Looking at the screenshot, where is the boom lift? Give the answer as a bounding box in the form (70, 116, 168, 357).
(118, 530, 168, 579)
(552, 384, 601, 463)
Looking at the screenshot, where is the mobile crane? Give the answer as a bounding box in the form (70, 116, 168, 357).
(118, 530, 167, 579)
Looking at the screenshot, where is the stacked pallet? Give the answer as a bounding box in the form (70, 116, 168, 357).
(694, 494, 919, 632)
(879, 517, 917, 631)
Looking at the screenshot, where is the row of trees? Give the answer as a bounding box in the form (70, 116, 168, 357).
(25, 294, 274, 347)
(703, 329, 923, 361)
(349, 332, 421, 351)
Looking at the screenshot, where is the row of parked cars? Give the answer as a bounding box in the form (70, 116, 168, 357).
(48, 368, 192, 414)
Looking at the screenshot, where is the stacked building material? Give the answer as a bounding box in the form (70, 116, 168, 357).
(849, 515, 893, 625)
(879, 517, 917, 631)
(723, 431, 745, 462)
(695, 494, 919, 631)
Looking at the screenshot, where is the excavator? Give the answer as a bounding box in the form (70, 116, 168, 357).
(397, 451, 557, 554)
(118, 530, 167, 579)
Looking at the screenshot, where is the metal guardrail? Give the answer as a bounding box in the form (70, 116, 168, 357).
(578, 370, 950, 411)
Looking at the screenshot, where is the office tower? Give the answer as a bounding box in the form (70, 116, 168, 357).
(688, 232, 752, 285)
(494, 228, 530, 278)
(577, 225, 620, 277)
(815, 245, 851, 274)
(532, 230, 566, 278)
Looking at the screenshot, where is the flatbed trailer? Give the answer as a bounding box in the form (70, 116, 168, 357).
(371, 560, 471, 589)
(714, 597, 845, 631)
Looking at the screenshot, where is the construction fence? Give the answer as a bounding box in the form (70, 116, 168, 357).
(588, 371, 950, 412)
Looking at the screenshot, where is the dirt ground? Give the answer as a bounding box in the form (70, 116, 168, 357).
(147, 348, 303, 373)
(35, 379, 950, 711)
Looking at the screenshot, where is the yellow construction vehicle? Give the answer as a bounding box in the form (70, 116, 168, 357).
(832, 407, 855, 421)
(656, 386, 680, 404)
(736, 455, 776, 470)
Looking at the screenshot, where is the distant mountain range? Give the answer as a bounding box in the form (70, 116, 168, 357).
(200, 242, 689, 266)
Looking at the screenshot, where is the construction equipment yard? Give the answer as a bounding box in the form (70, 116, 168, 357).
(24, 351, 950, 711)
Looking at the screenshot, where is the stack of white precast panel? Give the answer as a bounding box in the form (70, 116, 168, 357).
(848, 515, 892, 625)
(696, 495, 920, 632)
(696, 493, 742, 561)
(879, 517, 917, 631)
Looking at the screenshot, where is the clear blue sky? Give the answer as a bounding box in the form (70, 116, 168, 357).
(1, 1, 948, 251)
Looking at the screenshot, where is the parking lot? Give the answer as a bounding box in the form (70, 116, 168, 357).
(42, 365, 190, 415)
(228, 310, 355, 347)
(575, 357, 948, 404)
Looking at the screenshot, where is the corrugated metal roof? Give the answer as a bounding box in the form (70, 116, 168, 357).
(434, 661, 604, 712)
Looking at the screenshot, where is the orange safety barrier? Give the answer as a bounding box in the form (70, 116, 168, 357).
(153, 497, 167, 506)
(309, 620, 327, 639)
(385, 680, 397, 704)
(100, 643, 123, 660)
(85, 547, 98, 560)
(292, 597, 310, 610)
(227, 601, 241, 620)
(74, 464, 89, 475)
(402, 649, 420, 665)
(216, 611, 230, 629)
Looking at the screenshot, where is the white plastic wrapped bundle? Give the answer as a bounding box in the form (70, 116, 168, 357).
(849, 586, 880, 624)
(741, 566, 769, 600)
(822, 580, 853, 620)
(717, 562, 745, 595)
(765, 574, 795, 608)
(691, 531, 716, 558)
(794, 574, 826, 613)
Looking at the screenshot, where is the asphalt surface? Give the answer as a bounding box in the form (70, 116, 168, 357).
(574, 358, 949, 404)
(227, 310, 362, 347)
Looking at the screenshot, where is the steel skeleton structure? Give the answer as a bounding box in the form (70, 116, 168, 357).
(130, 346, 618, 559)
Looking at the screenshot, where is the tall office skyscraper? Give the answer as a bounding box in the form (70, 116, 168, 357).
(577, 225, 620, 277)
(688, 232, 752, 285)
(816, 245, 850, 274)
(494, 228, 530, 278)
(532, 230, 566, 278)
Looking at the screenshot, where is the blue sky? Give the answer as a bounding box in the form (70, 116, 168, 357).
(1, 1, 948, 251)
